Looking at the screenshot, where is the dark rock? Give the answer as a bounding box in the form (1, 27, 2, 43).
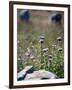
(26, 66, 34, 74)
(17, 66, 34, 81)
(17, 74, 26, 81)
(51, 13, 62, 24)
(19, 10, 30, 22)
(41, 77, 50, 80)
(17, 69, 26, 81)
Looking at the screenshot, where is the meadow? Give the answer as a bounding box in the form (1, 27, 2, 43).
(17, 10, 64, 78)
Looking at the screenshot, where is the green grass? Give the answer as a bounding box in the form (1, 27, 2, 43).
(17, 10, 64, 78)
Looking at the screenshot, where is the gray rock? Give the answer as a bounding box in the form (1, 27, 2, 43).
(17, 69, 26, 81)
(24, 70, 58, 80)
(17, 66, 34, 81)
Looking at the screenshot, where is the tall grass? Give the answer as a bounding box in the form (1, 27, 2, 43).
(17, 10, 64, 78)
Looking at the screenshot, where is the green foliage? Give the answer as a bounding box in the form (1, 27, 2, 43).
(48, 53, 64, 78)
(17, 10, 64, 78)
(17, 60, 24, 72)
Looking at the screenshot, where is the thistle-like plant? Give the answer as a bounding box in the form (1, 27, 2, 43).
(39, 35, 45, 69)
(43, 48, 49, 70)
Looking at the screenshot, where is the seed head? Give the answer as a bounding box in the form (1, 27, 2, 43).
(39, 39, 44, 43)
(40, 35, 45, 39)
(48, 55, 52, 58)
(58, 48, 63, 52)
(48, 58, 53, 61)
(57, 37, 62, 41)
(43, 48, 48, 53)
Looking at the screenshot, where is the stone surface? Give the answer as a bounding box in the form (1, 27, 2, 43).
(24, 70, 58, 80)
(17, 66, 58, 81)
(17, 66, 34, 81)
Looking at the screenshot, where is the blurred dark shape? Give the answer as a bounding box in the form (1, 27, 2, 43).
(51, 13, 62, 24)
(41, 77, 50, 79)
(19, 10, 30, 22)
